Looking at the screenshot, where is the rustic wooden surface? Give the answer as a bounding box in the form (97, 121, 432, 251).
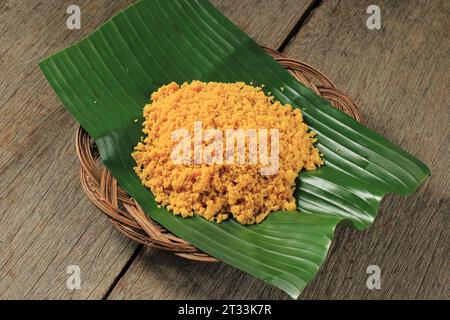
(0, 0, 448, 300)
(283, 0, 449, 299)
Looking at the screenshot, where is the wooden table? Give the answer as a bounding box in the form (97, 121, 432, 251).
(0, 0, 448, 299)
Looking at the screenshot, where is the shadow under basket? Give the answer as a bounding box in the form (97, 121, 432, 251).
(75, 47, 364, 263)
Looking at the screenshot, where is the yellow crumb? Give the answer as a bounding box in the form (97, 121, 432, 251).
(132, 81, 323, 225)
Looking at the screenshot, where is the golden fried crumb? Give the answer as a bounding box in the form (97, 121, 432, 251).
(132, 81, 323, 225)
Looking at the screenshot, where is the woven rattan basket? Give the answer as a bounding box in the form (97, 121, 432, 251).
(76, 47, 363, 262)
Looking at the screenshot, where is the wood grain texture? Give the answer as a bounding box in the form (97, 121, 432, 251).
(283, 0, 449, 299)
(0, 0, 313, 299)
(210, 0, 315, 49)
(0, 0, 140, 300)
(107, 248, 288, 300)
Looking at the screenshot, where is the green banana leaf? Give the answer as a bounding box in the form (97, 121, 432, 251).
(39, 0, 430, 299)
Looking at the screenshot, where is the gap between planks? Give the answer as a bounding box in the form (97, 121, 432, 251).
(278, 0, 323, 52)
(102, 244, 143, 300)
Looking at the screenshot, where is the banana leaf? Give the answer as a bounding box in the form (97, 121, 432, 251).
(39, 0, 430, 299)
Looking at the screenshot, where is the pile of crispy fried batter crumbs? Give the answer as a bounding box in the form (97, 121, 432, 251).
(132, 81, 323, 225)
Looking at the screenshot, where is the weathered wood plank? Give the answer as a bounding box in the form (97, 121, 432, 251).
(107, 248, 288, 299)
(0, 0, 140, 300)
(0, 0, 311, 299)
(211, 0, 315, 49)
(282, 0, 449, 299)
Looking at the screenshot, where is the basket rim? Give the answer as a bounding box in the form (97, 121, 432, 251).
(76, 47, 363, 262)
